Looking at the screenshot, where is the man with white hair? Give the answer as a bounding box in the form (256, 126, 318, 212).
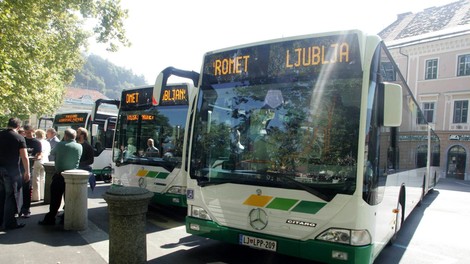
(38, 128, 82, 226)
(46, 127, 60, 161)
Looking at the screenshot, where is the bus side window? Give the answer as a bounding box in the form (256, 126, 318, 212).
(387, 127, 399, 172)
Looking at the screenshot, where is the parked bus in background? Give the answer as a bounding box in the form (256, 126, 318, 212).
(111, 67, 198, 207)
(51, 99, 119, 182)
(168, 30, 441, 263)
(38, 117, 53, 131)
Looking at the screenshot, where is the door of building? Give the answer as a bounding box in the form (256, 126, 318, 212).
(446, 145, 466, 180)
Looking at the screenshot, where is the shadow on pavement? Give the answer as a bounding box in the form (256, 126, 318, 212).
(149, 237, 319, 264)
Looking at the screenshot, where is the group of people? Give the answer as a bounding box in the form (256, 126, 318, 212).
(0, 117, 95, 230)
(17, 125, 55, 218)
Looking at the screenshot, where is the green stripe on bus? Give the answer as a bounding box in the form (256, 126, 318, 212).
(156, 172, 170, 179)
(266, 197, 298, 211)
(146, 171, 159, 178)
(291, 201, 326, 214)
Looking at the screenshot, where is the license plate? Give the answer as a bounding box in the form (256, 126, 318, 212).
(239, 234, 277, 252)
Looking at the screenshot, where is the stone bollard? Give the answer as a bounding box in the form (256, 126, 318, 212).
(43, 162, 55, 204)
(103, 187, 153, 264)
(62, 169, 90, 231)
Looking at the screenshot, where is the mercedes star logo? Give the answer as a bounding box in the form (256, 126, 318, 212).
(138, 177, 146, 188)
(248, 208, 268, 230)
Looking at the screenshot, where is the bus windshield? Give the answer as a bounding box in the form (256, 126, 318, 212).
(113, 106, 187, 171)
(190, 34, 363, 200)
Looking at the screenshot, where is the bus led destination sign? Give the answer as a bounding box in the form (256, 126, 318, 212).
(285, 42, 350, 68)
(126, 114, 155, 121)
(55, 113, 87, 124)
(127, 114, 139, 121)
(159, 85, 188, 106)
(121, 87, 154, 110)
(141, 114, 154, 121)
(126, 92, 140, 104)
(206, 33, 360, 82)
(214, 55, 250, 76)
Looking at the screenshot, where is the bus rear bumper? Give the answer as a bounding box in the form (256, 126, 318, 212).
(186, 216, 373, 264)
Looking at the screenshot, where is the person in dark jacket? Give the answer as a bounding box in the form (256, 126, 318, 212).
(76, 127, 94, 172)
(0, 118, 30, 229)
(19, 125, 42, 218)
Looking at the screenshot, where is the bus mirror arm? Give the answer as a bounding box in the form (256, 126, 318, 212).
(155, 66, 200, 89)
(92, 98, 120, 121)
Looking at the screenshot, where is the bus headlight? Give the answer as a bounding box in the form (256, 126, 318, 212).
(317, 228, 371, 246)
(112, 178, 122, 186)
(190, 205, 212, 220)
(167, 186, 186, 195)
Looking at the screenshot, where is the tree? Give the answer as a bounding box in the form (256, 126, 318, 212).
(0, 0, 130, 124)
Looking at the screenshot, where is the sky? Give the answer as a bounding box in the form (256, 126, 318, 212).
(88, 0, 459, 84)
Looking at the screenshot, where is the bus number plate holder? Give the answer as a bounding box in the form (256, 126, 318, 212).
(239, 234, 277, 252)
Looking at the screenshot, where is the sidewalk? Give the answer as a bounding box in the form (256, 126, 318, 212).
(0, 187, 109, 264)
(0, 183, 194, 264)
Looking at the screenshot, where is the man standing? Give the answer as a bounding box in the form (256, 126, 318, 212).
(0, 118, 30, 230)
(38, 128, 82, 225)
(77, 127, 96, 190)
(46, 128, 60, 161)
(20, 125, 42, 218)
(76, 127, 94, 172)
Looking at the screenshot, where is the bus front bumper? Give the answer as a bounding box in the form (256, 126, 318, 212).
(186, 216, 373, 264)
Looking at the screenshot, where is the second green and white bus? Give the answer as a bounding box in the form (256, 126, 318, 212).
(111, 67, 198, 207)
(173, 30, 440, 263)
(51, 99, 119, 181)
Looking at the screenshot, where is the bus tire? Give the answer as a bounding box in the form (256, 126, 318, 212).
(417, 175, 426, 207)
(101, 166, 112, 183)
(390, 186, 405, 245)
(429, 171, 437, 192)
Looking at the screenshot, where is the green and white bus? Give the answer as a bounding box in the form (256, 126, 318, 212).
(173, 30, 440, 263)
(111, 67, 198, 207)
(52, 99, 119, 181)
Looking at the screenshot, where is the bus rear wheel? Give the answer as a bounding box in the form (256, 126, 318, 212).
(100, 166, 112, 183)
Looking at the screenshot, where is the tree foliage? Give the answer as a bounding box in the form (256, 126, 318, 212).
(0, 0, 130, 124)
(72, 54, 147, 99)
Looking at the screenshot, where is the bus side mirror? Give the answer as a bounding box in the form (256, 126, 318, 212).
(91, 123, 99, 137)
(383, 82, 402, 127)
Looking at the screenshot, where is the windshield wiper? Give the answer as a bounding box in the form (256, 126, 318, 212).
(197, 176, 244, 187)
(266, 171, 329, 201)
(196, 170, 262, 187)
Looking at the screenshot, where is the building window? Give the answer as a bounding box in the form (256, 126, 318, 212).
(425, 59, 438, 79)
(380, 62, 396, 81)
(418, 102, 435, 124)
(457, 54, 470, 76)
(453, 100, 468, 123)
(416, 145, 427, 168)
